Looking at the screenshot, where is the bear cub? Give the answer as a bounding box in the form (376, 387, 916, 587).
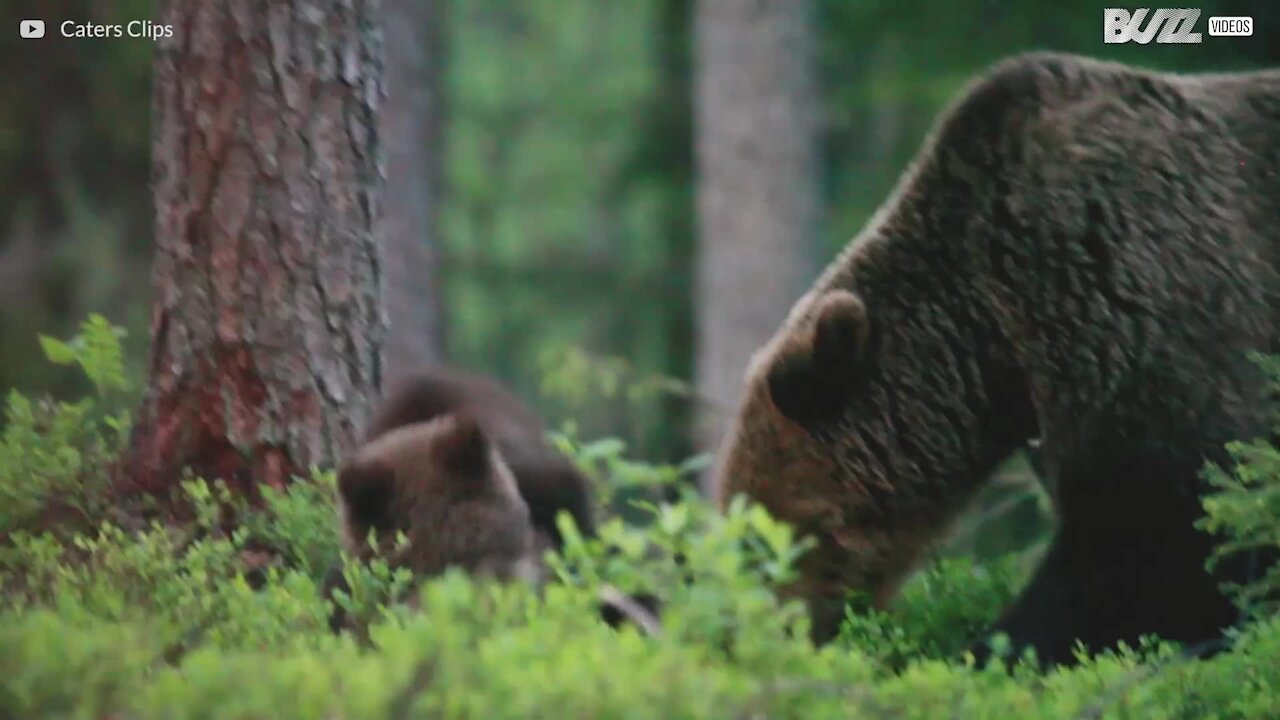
(336, 415, 541, 584)
(322, 369, 599, 632)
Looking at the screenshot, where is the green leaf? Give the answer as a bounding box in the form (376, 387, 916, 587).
(38, 336, 77, 366)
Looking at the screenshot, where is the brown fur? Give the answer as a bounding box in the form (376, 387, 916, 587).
(715, 53, 1280, 662)
(323, 369, 603, 633)
(364, 369, 596, 547)
(337, 415, 540, 583)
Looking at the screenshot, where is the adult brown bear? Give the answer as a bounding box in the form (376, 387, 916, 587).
(714, 52, 1280, 665)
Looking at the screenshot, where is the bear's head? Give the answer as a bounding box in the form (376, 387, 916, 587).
(359, 369, 598, 549)
(714, 285, 1029, 642)
(336, 414, 539, 582)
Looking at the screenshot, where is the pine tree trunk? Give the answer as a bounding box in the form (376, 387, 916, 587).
(380, 0, 448, 378)
(693, 0, 821, 470)
(121, 0, 386, 495)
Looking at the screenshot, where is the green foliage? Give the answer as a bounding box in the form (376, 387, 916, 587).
(1198, 354, 1280, 618)
(243, 471, 344, 581)
(0, 315, 132, 534)
(4, 556, 1280, 718)
(443, 0, 690, 462)
(540, 346, 701, 407)
(38, 313, 131, 399)
(2, 333, 1279, 716)
(837, 555, 1021, 667)
(1200, 440, 1280, 617)
(326, 549, 418, 638)
(0, 611, 159, 719)
(0, 479, 333, 654)
(552, 492, 816, 654)
(550, 421, 708, 509)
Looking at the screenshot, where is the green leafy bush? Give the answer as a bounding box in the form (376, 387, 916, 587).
(1, 479, 333, 653)
(0, 314, 132, 535)
(242, 471, 345, 581)
(550, 422, 709, 510)
(0, 323, 1278, 717)
(2, 581, 1279, 718)
(836, 554, 1021, 667)
(1198, 353, 1280, 618)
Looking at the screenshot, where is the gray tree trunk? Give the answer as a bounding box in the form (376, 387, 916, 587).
(693, 0, 821, 480)
(122, 0, 385, 495)
(380, 0, 448, 379)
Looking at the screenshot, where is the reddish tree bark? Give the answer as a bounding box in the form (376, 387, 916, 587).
(121, 0, 386, 495)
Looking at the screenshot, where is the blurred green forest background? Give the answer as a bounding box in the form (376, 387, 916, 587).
(1, 0, 1276, 556)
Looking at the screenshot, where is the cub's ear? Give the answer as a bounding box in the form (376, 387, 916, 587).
(766, 290, 874, 424)
(337, 457, 396, 529)
(435, 413, 493, 477)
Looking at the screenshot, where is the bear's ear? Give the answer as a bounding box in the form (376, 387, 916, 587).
(337, 457, 396, 530)
(435, 413, 493, 477)
(766, 290, 873, 424)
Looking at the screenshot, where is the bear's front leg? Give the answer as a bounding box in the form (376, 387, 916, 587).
(973, 540, 1085, 667)
(975, 508, 1240, 667)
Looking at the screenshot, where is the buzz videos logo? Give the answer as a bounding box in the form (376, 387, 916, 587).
(19, 19, 45, 38)
(1105, 8, 1202, 43)
(1104, 9, 1254, 44)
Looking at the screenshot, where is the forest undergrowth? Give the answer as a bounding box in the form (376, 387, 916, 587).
(1, 318, 1278, 719)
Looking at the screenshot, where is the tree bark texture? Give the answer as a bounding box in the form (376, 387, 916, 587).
(122, 0, 385, 495)
(379, 0, 448, 378)
(693, 0, 821, 464)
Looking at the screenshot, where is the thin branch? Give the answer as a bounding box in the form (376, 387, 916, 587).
(598, 584, 662, 637)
